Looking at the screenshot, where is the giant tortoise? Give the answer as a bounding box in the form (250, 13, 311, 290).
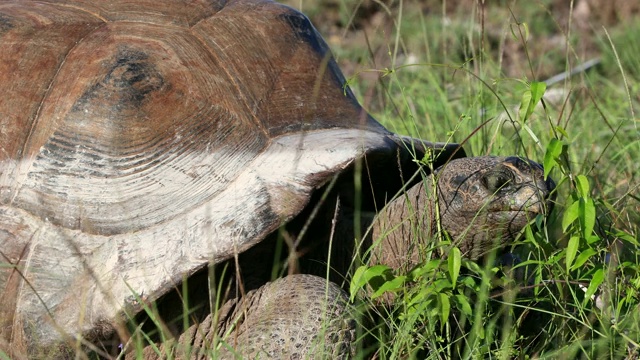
(0, 0, 555, 358)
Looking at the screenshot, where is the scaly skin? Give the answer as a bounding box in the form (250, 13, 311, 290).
(133, 156, 554, 359)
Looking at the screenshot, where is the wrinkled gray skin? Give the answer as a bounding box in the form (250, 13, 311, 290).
(128, 156, 554, 359)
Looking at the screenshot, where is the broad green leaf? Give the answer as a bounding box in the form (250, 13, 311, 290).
(464, 260, 482, 275)
(530, 81, 547, 108)
(410, 259, 442, 280)
(408, 287, 432, 308)
(586, 235, 601, 245)
(350, 265, 392, 301)
(562, 200, 580, 232)
(448, 247, 461, 287)
(570, 248, 598, 271)
(524, 223, 536, 246)
(438, 293, 451, 329)
(582, 268, 604, 307)
(350, 266, 368, 301)
(543, 138, 563, 179)
(565, 236, 580, 272)
(575, 175, 590, 198)
(461, 276, 476, 288)
(428, 297, 440, 318)
(363, 264, 392, 279)
(580, 198, 596, 238)
(371, 275, 407, 299)
(547, 251, 564, 265)
(555, 126, 570, 138)
(615, 231, 640, 246)
(518, 89, 533, 121)
(519, 81, 547, 122)
(454, 294, 473, 316)
(434, 278, 453, 292)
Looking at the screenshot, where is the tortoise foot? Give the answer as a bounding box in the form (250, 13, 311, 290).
(129, 274, 355, 359)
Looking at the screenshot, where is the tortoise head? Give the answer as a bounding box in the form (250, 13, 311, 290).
(435, 156, 555, 259)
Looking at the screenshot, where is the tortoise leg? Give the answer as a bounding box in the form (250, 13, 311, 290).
(129, 274, 355, 359)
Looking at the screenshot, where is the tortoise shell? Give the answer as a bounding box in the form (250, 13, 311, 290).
(0, 0, 462, 351)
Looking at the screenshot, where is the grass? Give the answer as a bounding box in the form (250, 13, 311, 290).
(312, 0, 640, 358)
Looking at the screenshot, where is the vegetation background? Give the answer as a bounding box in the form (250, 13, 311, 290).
(280, 0, 640, 358)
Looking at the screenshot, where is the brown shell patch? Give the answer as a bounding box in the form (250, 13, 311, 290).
(0, 13, 14, 33)
(73, 46, 165, 113)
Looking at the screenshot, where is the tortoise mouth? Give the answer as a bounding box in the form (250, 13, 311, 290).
(500, 199, 553, 217)
(489, 209, 545, 228)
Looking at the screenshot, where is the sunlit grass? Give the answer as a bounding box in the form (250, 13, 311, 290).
(310, 0, 640, 358)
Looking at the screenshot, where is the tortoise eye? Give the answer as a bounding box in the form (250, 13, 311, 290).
(483, 168, 514, 193)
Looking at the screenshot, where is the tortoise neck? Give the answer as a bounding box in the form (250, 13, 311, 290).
(367, 180, 437, 272)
